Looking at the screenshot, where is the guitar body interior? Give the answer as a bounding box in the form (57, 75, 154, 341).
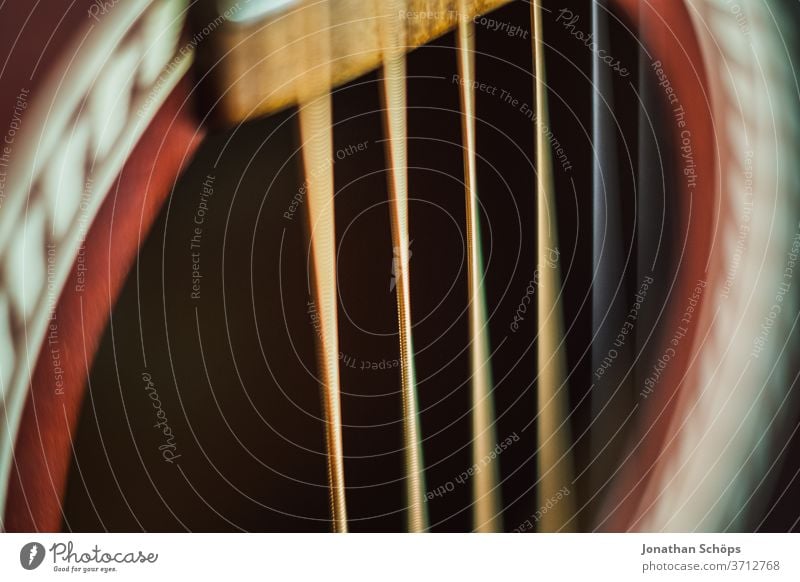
(2, 0, 799, 533)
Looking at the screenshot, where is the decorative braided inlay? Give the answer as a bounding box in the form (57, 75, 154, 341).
(634, 0, 800, 532)
(0, 0, 190, 523)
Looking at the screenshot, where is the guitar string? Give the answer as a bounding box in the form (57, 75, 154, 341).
(455, 0, 502, 533)
(589, 0, 633, 500)
(377, 0, 429, 533)
(531, 0, 577, 532)
(296, 0, 348, 533)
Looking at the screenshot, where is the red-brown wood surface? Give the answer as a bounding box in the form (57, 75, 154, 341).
(597, 0, 717, 531)
(3, 77, 204, 532)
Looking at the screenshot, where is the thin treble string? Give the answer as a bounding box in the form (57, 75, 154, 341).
(377, 0, 428, 533)
(589, 0, 633, 499)
(531, 0, 576, 532)
(296, 1, 348, 533)
(455, 0, 502, 533)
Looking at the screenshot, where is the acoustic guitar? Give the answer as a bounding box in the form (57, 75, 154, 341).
(1, 0, 798, 533)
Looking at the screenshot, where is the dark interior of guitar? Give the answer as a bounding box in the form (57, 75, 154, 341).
(57, 0, 800, 532)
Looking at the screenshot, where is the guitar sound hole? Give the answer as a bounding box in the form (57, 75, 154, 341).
(61, 1, 671, 532)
